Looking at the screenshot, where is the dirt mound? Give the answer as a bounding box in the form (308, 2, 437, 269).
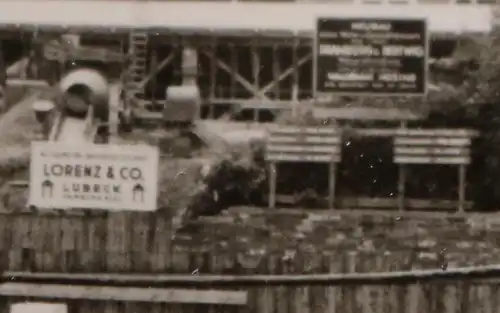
(0, 114, 266, 224)
(0, 93, 41, 211)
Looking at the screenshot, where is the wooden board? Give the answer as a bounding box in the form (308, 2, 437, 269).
(266, 126, 342, 163)
(0, 283, 248, 305)
(393, 128, 476, 165)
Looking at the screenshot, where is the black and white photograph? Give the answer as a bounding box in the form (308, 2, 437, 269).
(0, 0, 496, 312)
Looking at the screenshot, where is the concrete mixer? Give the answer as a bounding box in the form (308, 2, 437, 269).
(58, 68, 111, 121)
(44, 67, 124, 143)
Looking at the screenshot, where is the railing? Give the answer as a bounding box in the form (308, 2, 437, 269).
(3, 264, 500, 312)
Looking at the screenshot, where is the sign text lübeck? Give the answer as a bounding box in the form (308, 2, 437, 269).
(29, 142, 159, 211)
(315, 18, 428, 96)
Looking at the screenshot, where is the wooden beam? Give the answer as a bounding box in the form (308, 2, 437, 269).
(0, 283, 248, 305)
(206, 98, 296, 109)
(291, 39, 300, 118)
(150, 49, 158, 107)
(181, 39, 198, 86)
(258, 53, 311, 97)
(5, 265, 500, 286)
(312, 107, 423, 121)
(251, 41, 261, 121)
(251, 41, 260, 92)
(0, 40, 5, 86)
(209, 38, 217, 111)
(201, 49, 268, 100)
(138, 51, 176, 89)
(272, 44, 281, 99)
(229, 43, 237, 98)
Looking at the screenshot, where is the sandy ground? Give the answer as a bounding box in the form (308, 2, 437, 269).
(0, 92, 40, 163)
(195, 120, 268, 147)
(0, 92, 41, 211)
(0, 93, 39, 139)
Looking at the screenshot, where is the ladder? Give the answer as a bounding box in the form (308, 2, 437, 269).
(128, 31, 148, 100)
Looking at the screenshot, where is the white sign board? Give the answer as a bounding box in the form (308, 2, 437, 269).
(29, 142, 160, 211)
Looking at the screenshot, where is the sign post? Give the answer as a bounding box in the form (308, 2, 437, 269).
(313, 17, 428, 210)
(28, 142, 159, 211)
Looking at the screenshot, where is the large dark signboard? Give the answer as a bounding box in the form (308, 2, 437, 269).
(314, 18, 428, 96)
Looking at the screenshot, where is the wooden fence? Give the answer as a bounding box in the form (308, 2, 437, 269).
(0, 210, 483, 273)
(2, 264, 500, 313)
(0, 211, 498, 313)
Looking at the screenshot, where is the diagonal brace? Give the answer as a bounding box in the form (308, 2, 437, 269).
(258, 53, 312, 97)
(138, 52, 177, 89)
(201, 49, 269, 100)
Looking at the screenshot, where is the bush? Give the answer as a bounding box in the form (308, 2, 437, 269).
(180, 140, 267, 220)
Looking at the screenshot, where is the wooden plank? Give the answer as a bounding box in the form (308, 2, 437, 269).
(395, 128, 478, 137)
(394, 156, 470, 165)
(337, 196, 473, 210)
(394, 147, 470, 155)
(345, 252, 357, 313)
(45, 217, 60, 271)
(394, 138, 471, 146)
(268, 126, 340, 135)
(61, 217, 76, 251)
(34, 217, 48, 251)
(20, 215, 33, 249)
(151, 216, 170, 272)
(10, 302, 68, 313)
(312, 107, 422, 121)
(8, 264, 500, 286)
(267, 145, 340, 154)
(406, 283, 422, 313)
(326, 253, 343, 313)
(261, 255, 276, 313)
(131, 213, 150, 271)
(266, 153, 341, 163)
(0, 215, 10, 251)
(0, 283, 248, 305)
(268, 136, 341, 144)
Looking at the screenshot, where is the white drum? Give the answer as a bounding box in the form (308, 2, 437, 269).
(58, 68, 109, 119)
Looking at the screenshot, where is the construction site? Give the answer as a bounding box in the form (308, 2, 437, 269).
(0, 0, 498, 313)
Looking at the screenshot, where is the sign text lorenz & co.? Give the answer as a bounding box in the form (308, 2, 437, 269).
(29, 142, 159, 211)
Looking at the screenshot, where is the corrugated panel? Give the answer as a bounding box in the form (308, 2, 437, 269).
(393, 128, 476, 165)
(266, 126, 342, 163)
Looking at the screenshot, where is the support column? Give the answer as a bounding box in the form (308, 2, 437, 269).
(28, 36, 45, 80)
(251, 41, 260, 122)
(208, 38, 217, 118)
(180, 43, 200, 120)
(0, 40, 6, 113)
(229, 44, 238, 99)
(272, 44, 281, 100)
(149, 48, 158, 108)
(181, 44, 198, 86)
(291, 39, 299, 120)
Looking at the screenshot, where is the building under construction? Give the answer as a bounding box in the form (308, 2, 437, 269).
(0, 0, 494, 125)
(0, 0, 492, 213)
(0, 1, 496, 311)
